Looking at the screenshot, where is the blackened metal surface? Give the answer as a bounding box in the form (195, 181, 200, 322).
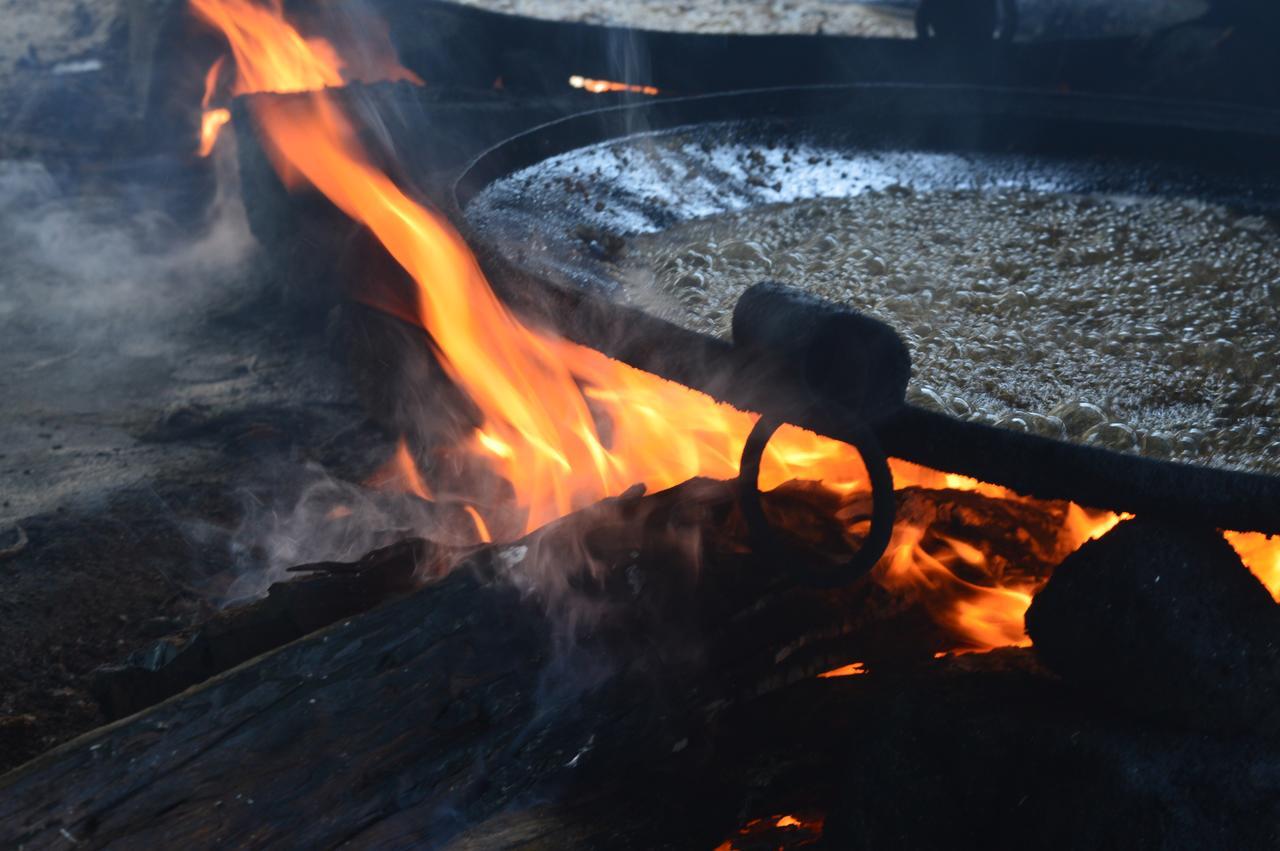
(374, 0, 1233, 101)
(732, 282, 910, 425)
(452, 84, 1280, 531)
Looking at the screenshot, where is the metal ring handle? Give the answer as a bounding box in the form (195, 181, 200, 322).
(738, 415, 897, 588)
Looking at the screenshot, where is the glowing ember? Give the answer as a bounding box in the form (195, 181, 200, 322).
(714, 812, 825, 850)
(818, 661, 867, 678)
(569, 74, 659, 95)
(191, 0, 1280, 656)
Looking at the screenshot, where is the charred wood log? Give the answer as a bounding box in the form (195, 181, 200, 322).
(90, 538, 440, 721)
(0, 480, 840, 847)
(1, 480, 1073, 847)
(1026, 518, 1280, 732)
(444, 649, 1280, 850)
(816, 650, 1280, 850)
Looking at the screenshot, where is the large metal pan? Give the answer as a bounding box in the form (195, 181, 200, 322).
(453, 84, 1280, 532)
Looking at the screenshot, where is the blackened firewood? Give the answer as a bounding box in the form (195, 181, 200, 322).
(91, 537, 443, 720)
(1026, 518, 1280, 732)
(5, 479, 1084, 847)
(814, 650, 1280, 850)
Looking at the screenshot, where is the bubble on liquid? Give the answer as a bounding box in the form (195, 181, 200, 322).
(1083, 422, 1139, 452)
(1050, 401, 1109, 437)
(622, 187, 1280, 474)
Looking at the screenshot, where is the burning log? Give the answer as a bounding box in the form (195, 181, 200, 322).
(1026, 518, 1280, 731)
(0, 482, 783, 845)
(0, 478, 1075, 847)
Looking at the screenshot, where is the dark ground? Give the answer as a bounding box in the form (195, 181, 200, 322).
(0, 189, 394, 770)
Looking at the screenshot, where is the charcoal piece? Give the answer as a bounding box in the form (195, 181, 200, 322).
(1025, 518, 1280, 731)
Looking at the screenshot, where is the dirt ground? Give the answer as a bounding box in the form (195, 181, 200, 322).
(0, 145, 400, 770)
(0, 0, 122, 83)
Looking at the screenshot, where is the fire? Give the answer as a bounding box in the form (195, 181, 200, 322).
(818, 661, 867, 678)
(569, 74, 660, 96)
(367, 436, 432, 501)
(192, 0, 420, 156)
(463, 504, 493, 543)
(1226, 532, 1280, 600)
(714, 813, 825, 850)
(198, 56, 230, 156)
(191, 0, 1280, 655)
(191, 0, 424, 95)
(199, 109, 232, 157)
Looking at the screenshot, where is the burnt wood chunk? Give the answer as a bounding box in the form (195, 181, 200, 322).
(89, 537, 438, 721)
(5, 481, 1246, 847)
(820, 650, 1280, 850)
(1026, 518, 1280, 731)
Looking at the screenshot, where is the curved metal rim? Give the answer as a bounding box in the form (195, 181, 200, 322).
(456, 82, 1280, 208)
(451, 83, 1280, 533)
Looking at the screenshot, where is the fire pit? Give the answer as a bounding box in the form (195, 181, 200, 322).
(4, 2, 1280, 849)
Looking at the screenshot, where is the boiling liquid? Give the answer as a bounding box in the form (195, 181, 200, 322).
(622, 189, 1280, 474)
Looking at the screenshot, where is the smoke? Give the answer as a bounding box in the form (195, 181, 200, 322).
(0, 145, 256, 353)
(223, 459, 438, 603)
(0, 131, 267, 527)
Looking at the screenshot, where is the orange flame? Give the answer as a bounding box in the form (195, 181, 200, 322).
(191, 0, 1279, 655)
(191, 0, 422, 157)
(569, 74, 660, 96)
(818, 661, 867, 678)
(198, 56, 231, 156)
(199, 108, 232, 157)
(1226, 531, 1280, 600)
(463, 504, 493, 543)
(366, 436, 432, 501)
(715, 813, 826, 851)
